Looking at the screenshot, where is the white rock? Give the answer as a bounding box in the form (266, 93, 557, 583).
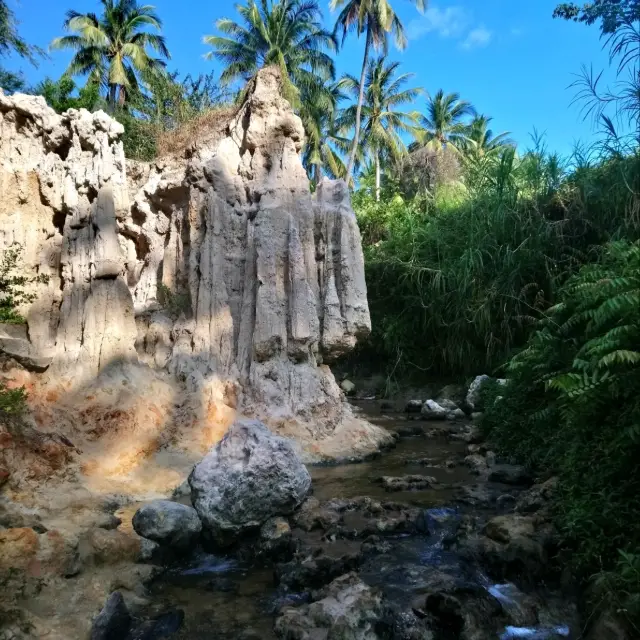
(466, 375, 492, 410)
(341, 379, 356, 395)
(421, 399, 448, 420)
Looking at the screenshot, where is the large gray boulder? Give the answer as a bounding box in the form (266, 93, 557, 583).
(189, 418, 312, 546)
(132, 500, 202, 549)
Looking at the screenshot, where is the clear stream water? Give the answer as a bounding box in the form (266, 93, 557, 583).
(143, 402, 576, 640)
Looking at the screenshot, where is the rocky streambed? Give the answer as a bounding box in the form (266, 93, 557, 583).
(116, 401, 578, 640)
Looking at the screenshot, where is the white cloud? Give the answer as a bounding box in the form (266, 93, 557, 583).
(461, 26, 493, 50)
(407, 6, 469, 41)
(407, 5, 494, 52)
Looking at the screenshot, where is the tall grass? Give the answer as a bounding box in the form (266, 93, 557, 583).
(355, 146, 640, 377)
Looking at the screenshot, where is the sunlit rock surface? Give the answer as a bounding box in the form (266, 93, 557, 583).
(0, 68, 391, 489)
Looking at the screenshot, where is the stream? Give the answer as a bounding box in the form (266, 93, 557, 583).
(140, 401, 578, 639)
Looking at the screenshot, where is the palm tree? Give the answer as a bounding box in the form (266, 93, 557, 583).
(337, 56, 422, 199)
(51, 0, 169, 109)
(463, 114, 514, 156)
(300, 81, 350, 187)
(204, 0, 336, 106)
(460, 115, 515, 192)
(331, 0, 426, 184)
(413, 89, 476, 151)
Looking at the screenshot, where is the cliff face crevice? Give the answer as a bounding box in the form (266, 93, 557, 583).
(0, 67, 391, 473)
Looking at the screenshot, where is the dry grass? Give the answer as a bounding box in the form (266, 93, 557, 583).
(155, 105, 240, 158)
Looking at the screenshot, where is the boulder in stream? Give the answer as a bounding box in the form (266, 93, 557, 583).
(132, 500, 202, 550)
(189, 418, 311, 546)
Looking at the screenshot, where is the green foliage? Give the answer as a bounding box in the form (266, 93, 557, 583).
(355, 142, 640, 378)
(115, 109, 158, 160)
(554, 1, 640, 33)
(0, 245, 47, 324)
(0, 381, 27, 415)
(0, 0, 42, 62)
(481, 241, 640, 625)
(33, 75, 102, 113)
(0, 244, 42, 417)
(337, 56, 421, 196)
(157, 283, 191, 319)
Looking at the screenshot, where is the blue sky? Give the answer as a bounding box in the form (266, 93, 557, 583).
(3, 0, 615, 156)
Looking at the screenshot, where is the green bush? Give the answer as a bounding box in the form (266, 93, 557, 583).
(0, 244, 42, 416)
(481, 240, 640, 623)
(355, 150, 640, 378)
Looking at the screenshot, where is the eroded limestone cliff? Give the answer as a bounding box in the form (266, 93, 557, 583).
(0, 67, 391, 498)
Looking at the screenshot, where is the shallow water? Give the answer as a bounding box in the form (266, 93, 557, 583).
(146, 402, 576, 640)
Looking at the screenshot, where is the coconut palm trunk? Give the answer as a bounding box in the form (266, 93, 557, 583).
(375, 149, 381, 201)
(346, 25, 371, 182)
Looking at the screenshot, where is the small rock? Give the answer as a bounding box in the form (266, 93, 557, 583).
(485, 515, 536, 544)
(257, 517, 296, 561)
(341, 379, 356, 395)
(377, 475, 437, 492)
(467, 444, 487, 455)
(464, 454, 488, 475)
(0, 468, 9, 487)
(421, 399, 448, 420)
(292, 499, 341, 532)
(132, 500, 202, 550)
(405, 399, 424, 414)
(447, 408, 466, 421)
(438, 398, 459, 412)
(90, 591, 131, 640)
(516, 477, 558, 514)
(139, 537, 161, 563)
(171, 479, 190, 499)
(486, 451, 497, 467)
(275, 552, 362, 591)
(489, 465, 532, 487)
(275, 572, 382, 639)
(85, 528, 141, 565)
(393, 424, 425, 438)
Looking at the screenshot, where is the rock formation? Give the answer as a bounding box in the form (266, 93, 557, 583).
(0, 66, 391, 489)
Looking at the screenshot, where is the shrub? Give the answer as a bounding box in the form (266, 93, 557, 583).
(354, 149, 640, 378)
(0, 244, 42, 416)
(481, 240, 640, 624)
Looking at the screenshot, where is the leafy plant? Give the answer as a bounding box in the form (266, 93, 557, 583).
(0, 244, 47, 324)
(481, 240, 640, 627)
(0, 244, 44, 417)
(157, 283, 191, 319)
(33, 75, 102, 113)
